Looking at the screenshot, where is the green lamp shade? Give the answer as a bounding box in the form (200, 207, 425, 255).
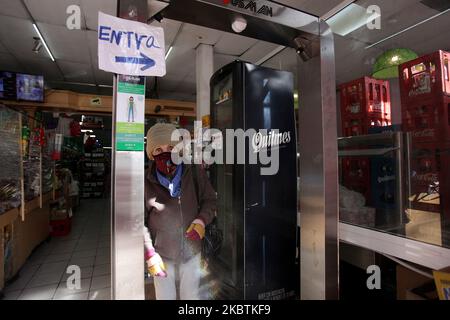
(372, 48, 418, 79)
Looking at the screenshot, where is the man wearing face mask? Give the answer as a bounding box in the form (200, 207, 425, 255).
(143, 123, 217, 300)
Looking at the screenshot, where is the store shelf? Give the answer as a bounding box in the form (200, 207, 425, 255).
(0, 207, 19, 228)
(338, 132, 396, 149)
(22, 192, 54, 217)
(338, 147, 399, 157)
(24, 196, 40, 216)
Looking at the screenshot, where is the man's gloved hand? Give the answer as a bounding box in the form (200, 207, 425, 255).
(186, 218, 205, 240)
(145, 249, 167, 277)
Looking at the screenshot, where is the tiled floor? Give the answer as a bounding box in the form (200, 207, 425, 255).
(2, 198, 111, 300)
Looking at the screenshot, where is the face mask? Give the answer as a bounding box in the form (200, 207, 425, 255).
(154, 152, 177, 175)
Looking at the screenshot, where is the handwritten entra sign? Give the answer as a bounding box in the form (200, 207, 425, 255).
(98, 12, 166, 77)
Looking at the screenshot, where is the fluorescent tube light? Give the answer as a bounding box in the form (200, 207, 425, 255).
(165, 46, 173, 60)
(33, 23, 55, 61)
(326, 3, 380, 36)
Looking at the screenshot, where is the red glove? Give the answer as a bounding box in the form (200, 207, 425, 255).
(185, 218, 206, 241)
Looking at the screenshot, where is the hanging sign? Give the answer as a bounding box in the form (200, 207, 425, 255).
(98, 12, 166, 77)
(115, 75, 146, 151)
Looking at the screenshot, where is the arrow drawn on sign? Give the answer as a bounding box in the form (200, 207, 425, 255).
(115, 52, 156, 71)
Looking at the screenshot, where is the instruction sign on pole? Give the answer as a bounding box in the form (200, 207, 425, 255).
(98, 12, 166, 77)
(116, 75, 146, 151)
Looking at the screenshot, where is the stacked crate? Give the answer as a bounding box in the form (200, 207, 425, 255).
(399, 50, 450, 215)
(340, 76, 392, 137)
(339, 77, 392, 204)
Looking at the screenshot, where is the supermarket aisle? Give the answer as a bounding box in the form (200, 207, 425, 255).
(1, 199, 111, 300)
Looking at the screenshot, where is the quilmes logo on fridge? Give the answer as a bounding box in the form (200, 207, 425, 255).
(252, 130, 292, 153)
(223, 0, 273, 17)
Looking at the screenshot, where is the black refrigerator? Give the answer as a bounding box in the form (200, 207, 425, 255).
(210, 61, 299, 300)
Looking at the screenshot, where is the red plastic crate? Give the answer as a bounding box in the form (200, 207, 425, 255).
(340, 77, 391, 136)
(399, 50, 450, 104)
(438, 143, 450, 219)
(409, 143, 439, 187)
(402, 95, 450, 143)
(341, 157, 371, 202)
(342, 116, 391, 137)
(407, 142, 450, 214)
(50, 218, 71, 237)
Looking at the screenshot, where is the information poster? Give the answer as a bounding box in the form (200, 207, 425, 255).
(116, 74, 145, 151)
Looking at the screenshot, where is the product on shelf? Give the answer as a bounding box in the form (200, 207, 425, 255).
(0, 105, 21, 214)
(22, 123, 41, 201)
(80, 147, 107, 199)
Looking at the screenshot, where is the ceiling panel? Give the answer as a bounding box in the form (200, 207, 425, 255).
(87, 30, 99, 65)
(94, 69, 113, 85)
(0, 0, 30, 19)
(274, 0, 345, 17)
(175, 74, 196, 93)
(214, 33, 258, 56)
(19, 57, 63, 81)
(39, 23, 91, 64)
(59, 61, 94, 83)
(81, 0, 117, 31)
(239, 41, 280, 64)
(0, 41, 9, 53)
(214, 53, 237, 72)
(333, 0, 450, 84)
(158, 76, 181, 92)
(261, 47, 297, 70)
(350, 0, 438, 44)
(0, 52, 23, 72)
(24, 0, 83, 28)
(165, 46, 196, 76)
(0, 15, 37, 56)
(176, 23, 222, 49)
(150, 18, 182, 48)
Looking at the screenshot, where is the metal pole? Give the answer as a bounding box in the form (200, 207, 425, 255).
(298, 21, 339, 300)
(395, 132, 405, 226)
(112, 0, 148, 300)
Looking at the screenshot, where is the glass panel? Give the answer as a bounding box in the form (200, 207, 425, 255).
(336, 0, 450, 249)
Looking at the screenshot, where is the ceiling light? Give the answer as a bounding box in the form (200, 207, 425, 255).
(231, 16, 247, 33)
(326, 3, 380, 36)
(33, 23, 55, 61)
(165, 46, 173, 60)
